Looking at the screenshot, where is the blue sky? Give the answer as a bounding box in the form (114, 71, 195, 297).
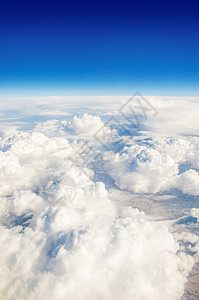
(0, 0, 199, 96)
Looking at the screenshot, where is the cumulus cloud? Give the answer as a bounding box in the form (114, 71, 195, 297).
(0, 123, 196, 300)
(72, 113, 103, 136)
(0, 96, 199, 300)
(34, 120, 70, 136)
(72, 113, 115, 141)
(175, 169, 199, 196)
(0, 203, 194, 300)
(104, 137, 199, 195)
(190, 208, 199, 220)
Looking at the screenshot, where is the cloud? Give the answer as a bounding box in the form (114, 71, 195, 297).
(37, 110, 71, 116)
(190, 208, 199, 220)
(72, 113, 103, 136)
(0, 205, 194, 300)
(0, 96, 199, 299)
(0, 124, 196, 300)
(104, 136, 199, 195)
(34, 120, 71, 137)
(174, 169, 199, 196)
(144, 96, 199, 136)
(72, 113, 115, 141)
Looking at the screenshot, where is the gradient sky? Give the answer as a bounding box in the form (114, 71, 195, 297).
(0, 0, 199, 96)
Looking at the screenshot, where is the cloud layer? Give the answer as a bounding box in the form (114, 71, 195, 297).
(104, 137, 199, 195)
(0, 103, 199, 300)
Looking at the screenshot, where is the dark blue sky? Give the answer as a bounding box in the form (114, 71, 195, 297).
(0, 0, 199, 96)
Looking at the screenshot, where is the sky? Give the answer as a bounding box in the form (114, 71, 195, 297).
(0, 0, 199, 96)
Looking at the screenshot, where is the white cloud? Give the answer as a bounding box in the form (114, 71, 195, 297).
(174, 169, 199, 196)
(0, 96, 199, 299)
(190, 208, 199, 220)
(144, 96, 199, 136)
(37, 110, 71, 116)
(72, 113, 115, 142)
(34, 120, 71, 137)
(104, 136, 199, 195)
(0, 205, 194, 300)
(72, 113, 104, 136)
(0, 124, 196, 300)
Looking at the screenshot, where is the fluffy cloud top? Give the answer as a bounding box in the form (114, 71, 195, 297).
(190, 208, 199, 220)
(0, 101, 199, 300)
(72, 113, 104, 136)
(0, 123, 197, 300)
(0, 199, 194, 300)
(104, 137, 199, 195)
